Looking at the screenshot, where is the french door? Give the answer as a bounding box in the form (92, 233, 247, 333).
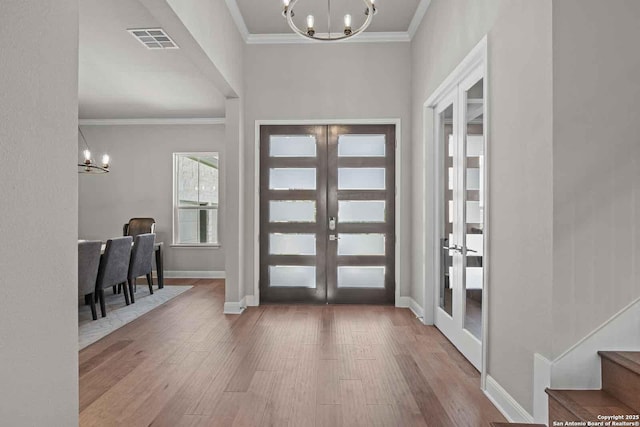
(259, 124, 395, 304)
(434, 67, 485, 370)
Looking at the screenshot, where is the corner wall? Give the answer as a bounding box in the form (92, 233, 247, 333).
(78, 124, 226, 274)
(0, 0, 79, 424)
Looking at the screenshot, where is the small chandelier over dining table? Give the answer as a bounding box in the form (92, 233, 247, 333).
(282, 0, 377, 42)
(78, 127, 110, 174)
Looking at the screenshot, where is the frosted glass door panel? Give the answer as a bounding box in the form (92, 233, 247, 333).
(466, 234, 483, 256)
(338, 200, 385, 223)
(269, 233, 316, 255)
(270, 201, 316, 223)
(338, 168, 385, 190)
(338, 234, 385, 256)
(466, 267, 483, 290)
(269, 168, 316, 190)
(466, 201, 482, 223)
(467, 168, 480, 190)
(337, 266, 385, 288)
(467, 135, 484, 156)
(269, 266, 316, 288)
(270, 135, 316, 157)
(338, 134, 385, 157)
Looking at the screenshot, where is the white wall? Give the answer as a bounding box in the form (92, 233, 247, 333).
(78, 124, 226, 273)
(242, 42, 412, 302)
(411, 0, 554, 414)
(0, 1, 79, 424)
(551, 0, 640, 355)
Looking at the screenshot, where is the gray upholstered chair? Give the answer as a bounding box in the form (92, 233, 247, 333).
(95, 236, 133, 317)
(127, 233, 156, 304)
(78, 240, 102, 321)
(123, 218, 156, 238)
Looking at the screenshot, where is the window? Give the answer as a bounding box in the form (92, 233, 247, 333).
(173, 153, 220, 246)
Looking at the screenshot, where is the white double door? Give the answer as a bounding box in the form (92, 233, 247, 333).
(434, 66, 485, 371)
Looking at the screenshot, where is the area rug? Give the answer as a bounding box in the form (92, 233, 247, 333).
(78, 285, 192, 350)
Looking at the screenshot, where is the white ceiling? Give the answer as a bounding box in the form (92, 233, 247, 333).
(79, 0, 226, 119)
(236, 0, 422, 35)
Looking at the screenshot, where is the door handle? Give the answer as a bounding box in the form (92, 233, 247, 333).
(464, 247, 478, 253)
(442, 244, 462, 253)
(329, 216, 336, 231)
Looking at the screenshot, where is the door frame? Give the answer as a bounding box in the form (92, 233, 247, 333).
(253, 118, 403, 307)
(423, 36, 489, 387)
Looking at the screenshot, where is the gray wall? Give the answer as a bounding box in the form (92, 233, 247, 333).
(552, 0, 640, 355)
(411, 0, 554, 413)
(242, 42, 412, 300)
(0, 0, 79, 424)
(78, 124, 226, 273)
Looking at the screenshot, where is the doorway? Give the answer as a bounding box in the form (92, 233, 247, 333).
(428, 44, 487, 371)
(259, 124, 396, 304)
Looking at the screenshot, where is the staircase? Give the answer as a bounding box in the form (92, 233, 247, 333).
(491, 351, 640, 426)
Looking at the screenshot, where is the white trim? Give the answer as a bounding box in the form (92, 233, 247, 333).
(244, 295, 259, 307)
(253, 118, 403, 307)
(163, 270, 226, 279)
(223, 0, 249, 42)
(397, 296, 425, 320)
(169, 244, 222, 248)
(223, 297, 246, 315)
(533, 353, 552, 425)
(484, 376, 535, 424)
(408, 0, 432, 38)
(246, 32, 410, 45)
(78, 118, 225, 126)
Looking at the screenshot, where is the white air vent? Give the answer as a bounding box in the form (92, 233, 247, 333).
(128, 28, 178, 49)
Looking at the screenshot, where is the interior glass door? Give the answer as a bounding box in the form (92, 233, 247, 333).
(260, 124, 395, 304)
(434, 70, 485, 371)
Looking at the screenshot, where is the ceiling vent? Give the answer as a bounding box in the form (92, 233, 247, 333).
(128, 28, 179, 49)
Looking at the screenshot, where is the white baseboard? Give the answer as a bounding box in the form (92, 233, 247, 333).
(223, 297, 246, 315)
(533, 353, 552, 425)
(163, 270, 225, 279)
(484, 375, 534, 423)
(396, 296, 425, 322)
(244, 295, 259, 306)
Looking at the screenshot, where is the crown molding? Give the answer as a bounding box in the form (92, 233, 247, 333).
(247, 31, 410, 45)
(225, 0, 431, 45)
(78, 118, 226, 126)
(224, 0, 249, 41)
(408, 0, 432, 38)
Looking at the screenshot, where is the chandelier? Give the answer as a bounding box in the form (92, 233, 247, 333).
(282, 0, 377, 42)
(78, 127, 110, 174)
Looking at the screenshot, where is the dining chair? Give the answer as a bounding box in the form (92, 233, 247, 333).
(95, 236, 133, 317)
(78, 240, 102, 321)
(123, 218, 156, 238)
(127, 233, 156, 304)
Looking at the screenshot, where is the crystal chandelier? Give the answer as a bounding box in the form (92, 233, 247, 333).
(77, 127, 110, 174)
(282, 0, 377, 42)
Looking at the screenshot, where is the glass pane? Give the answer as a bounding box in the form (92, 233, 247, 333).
(269, 266, 316, 288)
(198, 156, 219, 207)
(269, 168, 316, 190)
(338, 168, 385, 190)
(176, 155, 199, 207)
(337, 266, 385, 288)
(269, 233, 316, 255)
(270, 201, 316, 223)
(464, 78, 484, 340)
(176, 153, 219, 208)
(338, 134, 386, 157)
(270, 135, 316, 157)
(177, 208, 218, 244)
(338, 200, 385, 223)
(338, 234, 385, 256)
(439, 104, 454, 316)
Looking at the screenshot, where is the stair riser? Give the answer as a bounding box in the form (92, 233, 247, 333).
(601, 358, 640, 412)
(549, 397, 583, 424)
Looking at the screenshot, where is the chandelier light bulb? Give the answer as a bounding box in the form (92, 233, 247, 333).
(283, 0, 290, 6)
(83, 149, 91, 161)
(306, 14, 314, 28)
(101, 154, 110, 167)
(344, 14, 352, 27)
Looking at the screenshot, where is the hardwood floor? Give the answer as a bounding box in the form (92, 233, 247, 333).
(79, 279, 506, 426)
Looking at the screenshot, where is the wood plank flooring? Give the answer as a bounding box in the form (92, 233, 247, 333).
(79, 279, 506, 426)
